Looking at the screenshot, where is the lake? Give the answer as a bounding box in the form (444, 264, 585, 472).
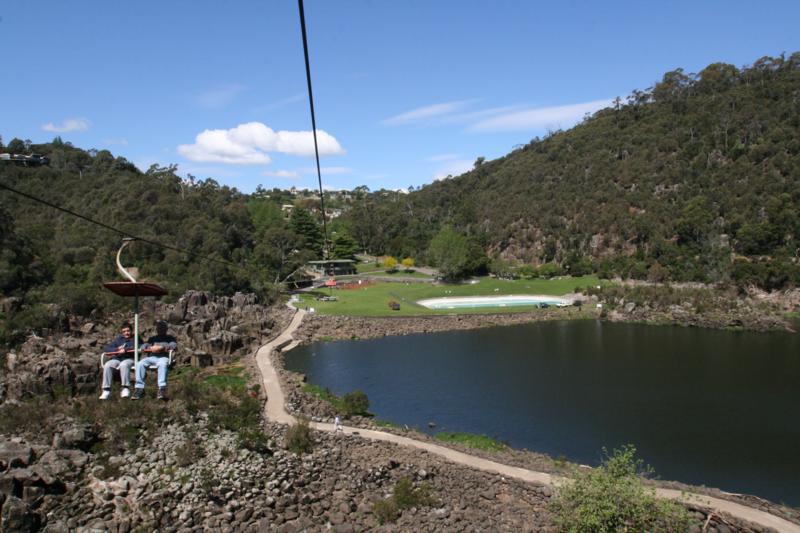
(285, 320, 800, 505)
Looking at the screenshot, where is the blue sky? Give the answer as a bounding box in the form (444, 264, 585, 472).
(2, 1, 799, 193)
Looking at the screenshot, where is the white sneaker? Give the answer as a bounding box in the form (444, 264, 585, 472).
(99, 390, 111, 400)
(121, 387, 130, 398)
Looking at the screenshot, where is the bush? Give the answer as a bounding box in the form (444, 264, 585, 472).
(549, 445, 690, 532)
(393, 477, 435, 508)
(285, 417, 314, 454)
(372, 477, 436, 524)
(372, 498, 400, 524)
(341, 390, 370, 417)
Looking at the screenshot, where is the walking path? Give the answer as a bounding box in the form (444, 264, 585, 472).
(255, 306, 800, 533)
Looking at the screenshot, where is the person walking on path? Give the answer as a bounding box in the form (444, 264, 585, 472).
(99, 322, 139, 400)
(334, 415, 343, 432)
(132, 321, 177, 401)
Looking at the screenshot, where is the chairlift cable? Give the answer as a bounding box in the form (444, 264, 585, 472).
(0, 181, 243, 270)
(297, 0, 331, 258)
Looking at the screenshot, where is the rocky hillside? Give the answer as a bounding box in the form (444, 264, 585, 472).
(343, 53, 800, 289)
(1, 291, 290, 404)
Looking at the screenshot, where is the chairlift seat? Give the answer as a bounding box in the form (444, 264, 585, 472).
(100, 349, 175, 370)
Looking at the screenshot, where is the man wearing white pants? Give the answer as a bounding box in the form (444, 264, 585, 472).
(132, 321, 177, 401)
(99, 323, 138, 399)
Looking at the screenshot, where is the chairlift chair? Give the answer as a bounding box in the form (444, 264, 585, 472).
(101, 238, 169, 369)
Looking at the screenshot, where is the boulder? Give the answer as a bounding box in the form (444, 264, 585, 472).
(0, 441, 34, 470)
(1, 496, 39, 532)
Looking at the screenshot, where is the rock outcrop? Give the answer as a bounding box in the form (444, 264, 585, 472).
(1, 292, 292, 404)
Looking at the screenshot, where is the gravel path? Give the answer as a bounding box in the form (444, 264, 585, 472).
(256, 305, 800, 533)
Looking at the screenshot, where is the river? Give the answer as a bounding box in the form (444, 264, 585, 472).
(285, 320, 800, 505)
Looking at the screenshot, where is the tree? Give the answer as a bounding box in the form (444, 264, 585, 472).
(247, 199, 283, 238)
(383, 256, 398, 271)
(255, 227, 302, 283)
(331, 231, 358, 260)
(401, 257, 415, 271)
(428, 227, 471, 281)
(6, 138, 26, 153)
(289, 207, 324, 258)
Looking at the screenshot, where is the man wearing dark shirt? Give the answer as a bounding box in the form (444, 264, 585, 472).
(132, 320, 177, 401)
(99, 322, 139, 400)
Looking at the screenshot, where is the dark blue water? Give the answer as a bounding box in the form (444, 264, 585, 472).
(285, 320, 800, 506)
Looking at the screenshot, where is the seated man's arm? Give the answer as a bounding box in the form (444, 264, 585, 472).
(103, 336, 125, 355)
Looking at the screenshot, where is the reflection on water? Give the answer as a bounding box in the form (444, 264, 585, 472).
(286, 320, 800, 505)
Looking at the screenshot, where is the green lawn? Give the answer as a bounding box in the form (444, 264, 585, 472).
(298, 275, 604, 317)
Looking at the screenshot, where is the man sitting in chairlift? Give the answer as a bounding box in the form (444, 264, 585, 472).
(132, 320, 177, 401)
(99, 322, 139, 400)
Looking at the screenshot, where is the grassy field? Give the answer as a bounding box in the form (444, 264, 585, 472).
(298, 275, 603, 317)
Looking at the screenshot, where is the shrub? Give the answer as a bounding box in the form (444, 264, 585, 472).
(372, 477, 436, 524)
(549, 445, 690, 532)
(285, 417, 313, 454)
(238, 427, 271, 454)
(341, 390, 370, 417)
(372, 498, 400, 524)
(393, 477, 435, 509)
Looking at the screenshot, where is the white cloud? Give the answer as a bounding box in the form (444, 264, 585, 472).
(196, 84, 246, 109)
(382, 99, 477, 125)
(432, 159, 473, 182)
(440, 104, 527, 125)
(262, 169, 300, 179)
(469, 98, 613, 132)
(177, 122, 345, 165)
(42, 117, 90, 133)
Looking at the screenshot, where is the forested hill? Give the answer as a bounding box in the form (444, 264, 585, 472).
(343, 54, 800, 288)
(0, 140, 331, 344)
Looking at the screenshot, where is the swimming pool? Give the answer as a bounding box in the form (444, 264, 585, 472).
(417, 295, 572, 310)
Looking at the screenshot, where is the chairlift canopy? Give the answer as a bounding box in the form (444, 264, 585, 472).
(103, 281, 167, 298)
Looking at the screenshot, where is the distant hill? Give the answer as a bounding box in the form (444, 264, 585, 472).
(342, 53, 800, 289)
(0, 140, 328, 344)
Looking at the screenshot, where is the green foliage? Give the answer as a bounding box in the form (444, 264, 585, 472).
(549, 445, 691, 532)
(372, 498, 400, 524)
(434, 432, 507, 452)
(301, 384, 370, 417)
(290, 207, 324, 258)
(1, 143, 341, 345)
(285, 417, 314, 454)
(341, 390, 370, 416)
(373, 477, 437, 524)
(204, 365, 247, 392)
(331, 231, 359, 260)
(428, 226, 472, 280)
(339, 54, 800, 291)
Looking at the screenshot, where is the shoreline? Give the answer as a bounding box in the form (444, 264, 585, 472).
(276, 309, 800, 526)
(292, 307, 597, 345)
